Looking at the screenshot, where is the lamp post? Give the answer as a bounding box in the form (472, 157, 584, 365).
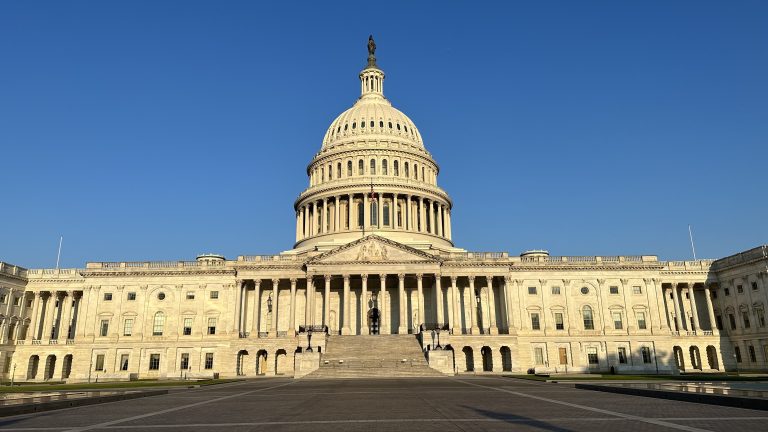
(267, 294, 273, 333)
(435, 328, 442, 350)
(307, 329, 313, 352)
(475, 291, 482, 333)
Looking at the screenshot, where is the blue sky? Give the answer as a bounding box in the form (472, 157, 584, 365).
(1, 1, 766, 268)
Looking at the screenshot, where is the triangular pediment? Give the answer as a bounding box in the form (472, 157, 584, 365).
(306, 235, 440, 265)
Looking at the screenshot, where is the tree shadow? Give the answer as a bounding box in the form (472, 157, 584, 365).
(462, 404, 573, 431)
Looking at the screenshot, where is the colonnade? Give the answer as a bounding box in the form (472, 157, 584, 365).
(295, 193, 451, 242)
(665, 282, 718, 335)
(23, 291, 81, 343)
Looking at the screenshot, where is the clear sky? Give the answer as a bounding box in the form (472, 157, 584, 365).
(1, 1, 766, 268)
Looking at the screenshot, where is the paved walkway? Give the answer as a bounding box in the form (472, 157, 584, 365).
(0, 377, 766, 431)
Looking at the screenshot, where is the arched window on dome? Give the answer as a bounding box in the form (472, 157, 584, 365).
(370, 159, 376, 175)
(347, 161, 352, 177)
(583, 306, 594, 330)
(153, 312, 165, 336)
(379, 121, 384, 128)
(328, 164, 332, 180)
(396, 123, 401, 131)
(370, 121, 374, 128)
(370, 201, 378, 226)
(352, 122, 356, 129)
(388, 121, 393, 129)
(358, 159, 364, 175)
(382, 159, 388, 175)
(404, 125, 408, 133)
(336, 162, 341, 179)
(383, 201, 390, 226)
(421, 167, 425, 181)
(413, 164, 418, 180)
(361, 120, 365, 128)
(404, 162, 409, 178)
(357, 202, 364, 229)
(344, 124, 348, 131)
(321, 167, 325, 182)
(394, 160, 399, 176)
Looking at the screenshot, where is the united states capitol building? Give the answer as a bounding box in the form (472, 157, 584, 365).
(1, 39, 766, 382)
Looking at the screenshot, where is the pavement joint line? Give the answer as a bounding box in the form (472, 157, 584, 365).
(453, 378, 711, 432)
(58, 380, 297, 432)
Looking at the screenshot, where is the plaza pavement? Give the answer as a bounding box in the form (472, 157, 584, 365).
(0, 376, 766, 431)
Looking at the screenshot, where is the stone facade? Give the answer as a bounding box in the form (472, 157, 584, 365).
(1, 40, 765, 382)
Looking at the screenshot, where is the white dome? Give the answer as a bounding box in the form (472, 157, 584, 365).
(321, 97, 424, 150)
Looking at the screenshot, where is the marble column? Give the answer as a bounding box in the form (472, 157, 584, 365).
(41, 292, 58, 341)
(405, 195, 411, 231)
(363, 195, 370, 231)
(504, 276, 514, 333)
(437, 204, 443, 237)
(469, 277, 479, 334)
(487, 276, 499, 335)
(27, 292, 41, 341)
(289, 279, 297, 335)
(398, 274, 406, 334)
(416, 274, 424, 330)
(428, 200, 435, 234)
(322, 198, 328, 233)
(335, 196, 341, 232)
(688, 283, 701, 332)
(57, 291, 73, 340)
(269, 279, 279, 336)
(446, 276, 455, 331)
(361, 274, 369, 335)
(445, 208, 452, 240)
(379, 274, 389, 334)
(435, 275, 444, 326)
(670, 283, 684, 332)
(251, 280, 261, 336)
(342, 275, 351, 335)
(305, 276, 314, 328)
(323, 275, 331, 329)
(451, 276, 461, 334)
(704, 285, 719, 334)
(419, 197, 425, 232)
(377, 193, 383, 229)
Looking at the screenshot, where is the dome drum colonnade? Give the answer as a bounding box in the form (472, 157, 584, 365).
(293, 45, 453, 249)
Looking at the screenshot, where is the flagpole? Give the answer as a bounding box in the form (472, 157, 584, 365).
(688, 225, 697, 261)
(55, 235, 63, 270)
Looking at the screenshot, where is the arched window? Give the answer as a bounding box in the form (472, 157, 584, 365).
(360, 120, 365, 128)
(153, 312, 165, 336)
(328, 164, 332, 180)
(370, 201, 378, 226)
(358, 159, 364, 175)
(405, 162, 409, 178)
(370, 121, 374, 128)
(357, 202, 364, 228)
(394, 160, 399, 176)
(352, 122, 356, 129)
(383, 201, 390, 226)
(370, 159, 376, 175)
(347, 161, 352, 177)
(379, 120, 384, 128)
(421, 167, 425, 181)
(583, 306, 594, 330)
(388, 121, 392, 129)
(336, 162, 341, 179)
(382, 159, 388, 175)
(413, 164, 418, 179)
(321, 167, 324, 182)
(396, 202, 402, 227)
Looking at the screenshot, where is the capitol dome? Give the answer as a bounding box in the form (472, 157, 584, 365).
(293, 37, 454, 251)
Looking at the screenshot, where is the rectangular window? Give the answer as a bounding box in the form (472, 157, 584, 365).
(26, 299, 32, 307)
(715, 315, 723, 330)
(127, 292, 136, 301)
(764, 346, 768, 364)
(637, 312, 647, 330)
(210, 291, 219, 299)
(13, 296, 21, 306)
(613, 312, 623, 330)
(757, 309, 766, 328)
(180, 353, 189, 370)
(735, 346, 742, 363)
(103, 293, 113, 301)
(729, 314, 736, 330)
(0, 294, 6, 303)
(123, 318, 133, 336)
(749, 345, 757, 362)
(95, 354, 105, 371)
(528, 286, 537, 295)
(711, 290, 717, 299)
(743, 312, 751, 329)
(609, 286, 619, 295)
(100, 319, 109, 337)
(752, 282, 759, 291)
(186, 291, 195, 300)
(530, 313, 540, 330)
(558, 347, 568, 365)
(120, 354, 129, 371)
(207, 318, 217, 335)
(724, 288, 730, 296)
(632, 286, 642, 295)
(205, 353, 214, 370)
(641, 347, 652, 364)
(587, 347, 599, 365)
(534, 347, 545, 365)
(554, 313, 564, 330)
(551, 286, 561, 295)
(183, 318, 193, 336)
(618, 347, 628, 364)
(737, 285, 743, 293)
(149, 354, 160, 370)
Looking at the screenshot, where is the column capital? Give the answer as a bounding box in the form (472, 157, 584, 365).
(343, 274, 350, 282)
(253, 279, 261, 288)
(538, 279, 547, 287)
(620, 278, 629, 286)
(643, 278, 653, 285)
(562, 279, 571, 287)
(596, 278, 605, 286)
(450, 275, 458, 284)
(323, 274, 332, 281)
(379, 273, 387, 280)
(397, 273, 405, 280)
(503, 275, 512, 283)
(415, 273, 423, 278)
(361, 273, 368, 281)
(289, 278, 297, 285)
(272, 278, 280, 285)
(468, 275, 475, 283)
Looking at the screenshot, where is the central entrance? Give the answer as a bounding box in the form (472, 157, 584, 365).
(368, 307, 380, 335)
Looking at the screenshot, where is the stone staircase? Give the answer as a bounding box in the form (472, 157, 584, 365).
(304, 334, 445, 379)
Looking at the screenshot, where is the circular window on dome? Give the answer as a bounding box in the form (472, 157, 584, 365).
(158, 292, 166, 301)
(580, 287, 589, 295)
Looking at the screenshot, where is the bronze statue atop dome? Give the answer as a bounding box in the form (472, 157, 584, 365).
(367, 35, 378, 68)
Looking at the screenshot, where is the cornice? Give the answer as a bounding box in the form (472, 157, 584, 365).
(79, 269, 236, 278)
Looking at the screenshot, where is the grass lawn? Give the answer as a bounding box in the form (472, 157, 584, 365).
(505, 374, 768, 382)
(0, 379, 240, 393)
